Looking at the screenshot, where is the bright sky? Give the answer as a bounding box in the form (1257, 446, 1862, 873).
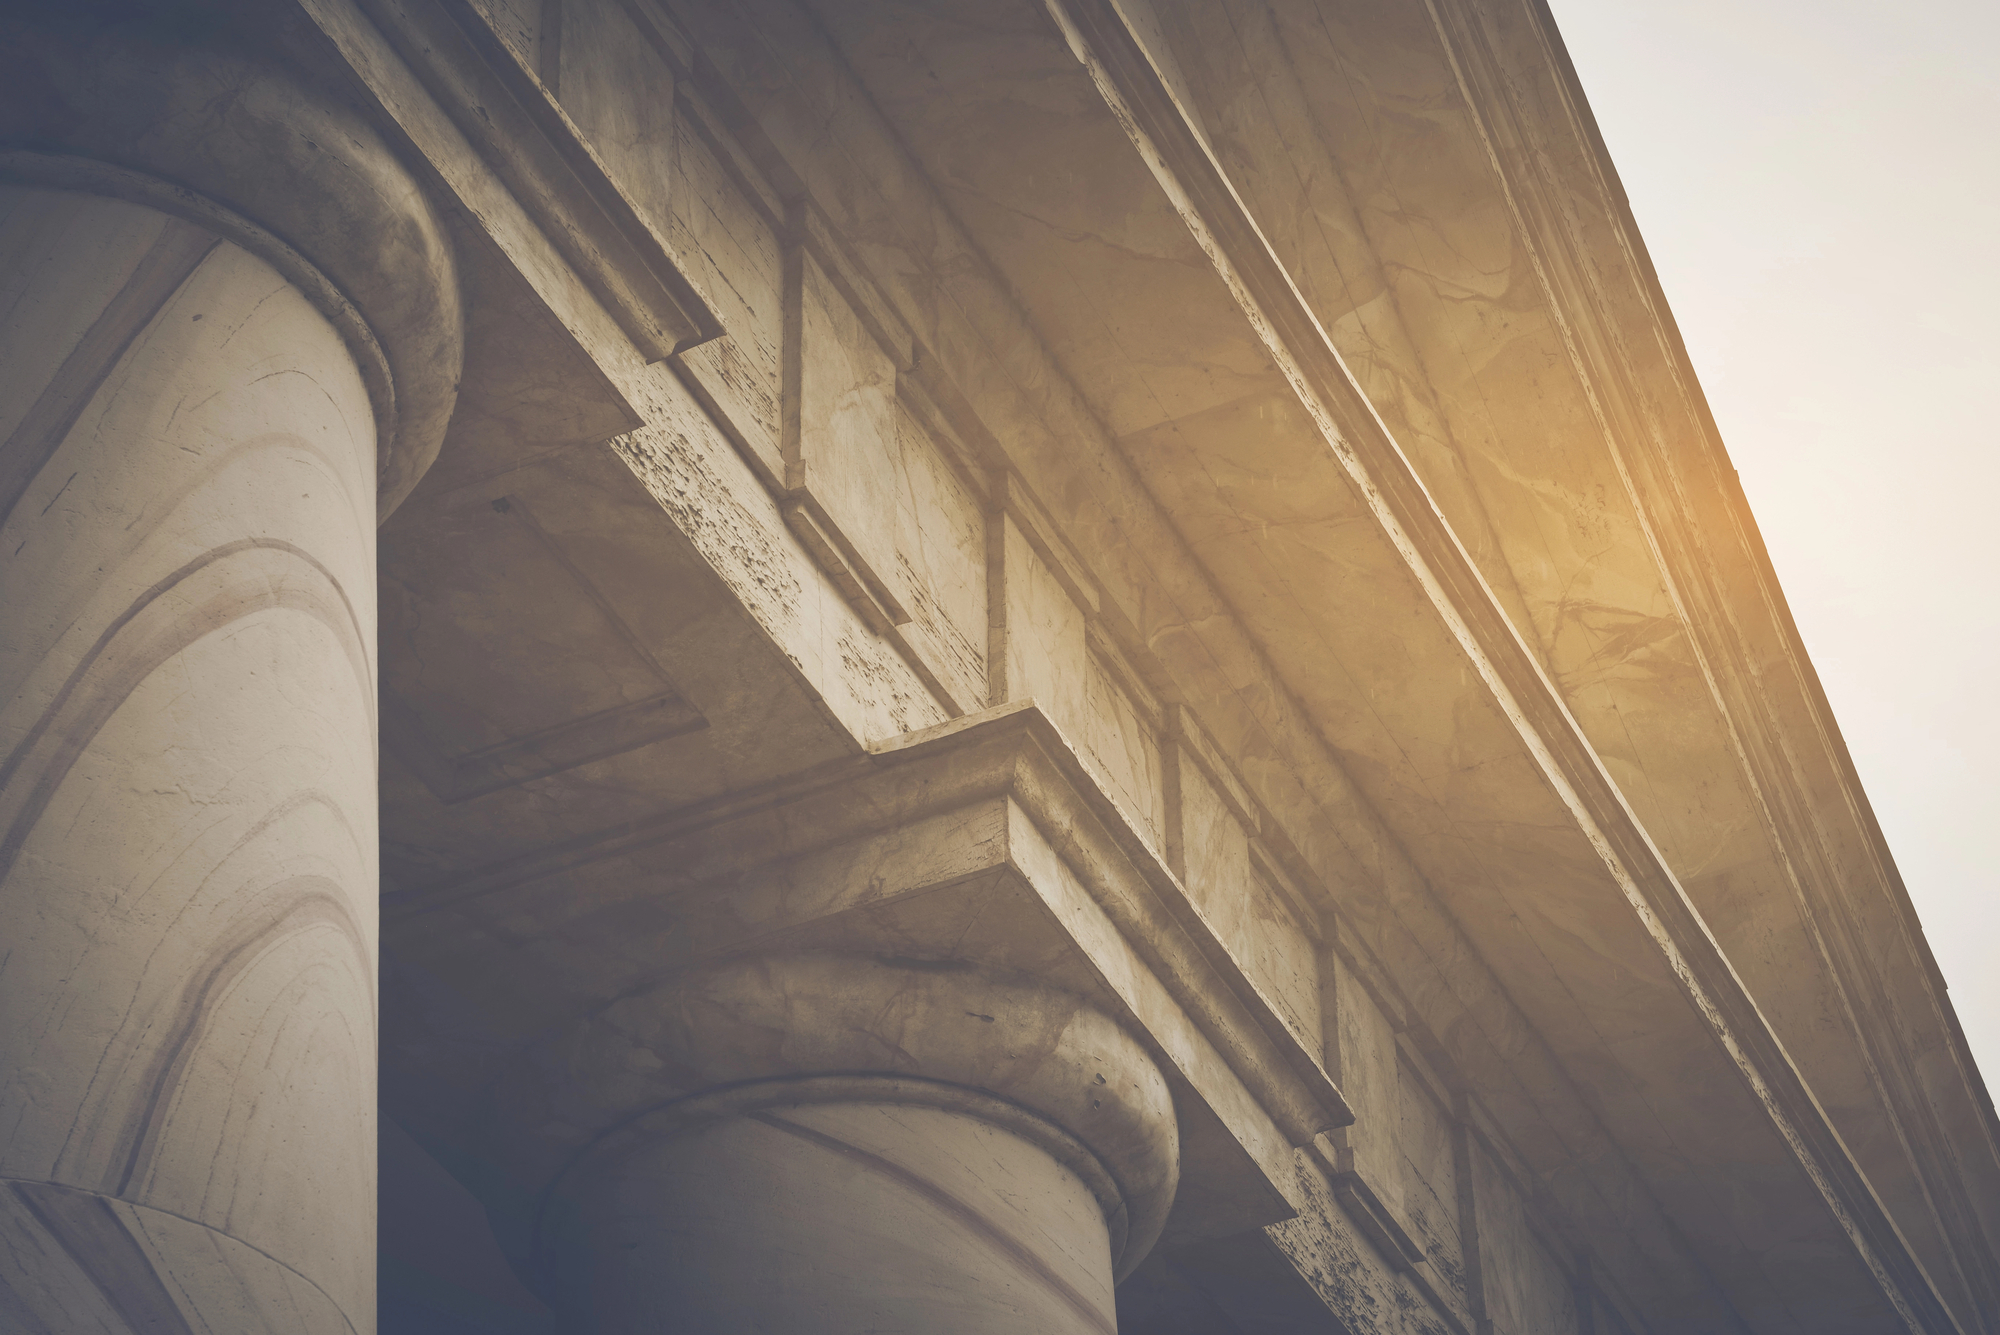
(1543, 0, 2000, 1086)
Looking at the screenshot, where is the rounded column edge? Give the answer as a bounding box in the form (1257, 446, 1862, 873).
(546, 953, 1184, 1283)
(0, 27, 464, 519)
(0, 150, 399, 499)
(542, 1073, 1140, 1274)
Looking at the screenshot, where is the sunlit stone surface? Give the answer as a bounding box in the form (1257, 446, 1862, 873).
(1, 1, 1995, 1333)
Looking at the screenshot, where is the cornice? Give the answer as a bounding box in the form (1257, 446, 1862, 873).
(1039, 0, 1958, 1329)
(1423, 0, 2000, 1320)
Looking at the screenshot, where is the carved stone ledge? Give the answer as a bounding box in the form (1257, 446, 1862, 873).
(384, 701, 1356, 1265)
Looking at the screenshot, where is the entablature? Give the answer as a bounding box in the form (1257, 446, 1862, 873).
(263, 0, 1998, 1328)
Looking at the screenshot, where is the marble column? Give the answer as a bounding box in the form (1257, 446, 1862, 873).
(0, 32, 460, 1334)
(534, 955, 1182, 1334)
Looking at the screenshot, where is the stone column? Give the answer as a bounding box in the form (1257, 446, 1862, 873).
(0, 181, 384, 1332)
(0, 32, 460, 1334)
(534, 955, 1182, 1334)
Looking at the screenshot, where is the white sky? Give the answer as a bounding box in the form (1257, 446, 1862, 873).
(1543, 0, 2000, 1087)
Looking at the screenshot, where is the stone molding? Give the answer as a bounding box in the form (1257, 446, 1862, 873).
(0, 22, 463, 517)
(1420, 0, 2000, 1320)
(398, 700, 1351, 1150)
(878, 712, 1350, 1153)
(624, 19, 1651, 1292)
(344, 0, 722, 363)
(344, 2, 1681, 1299)
(1039, 0, 1959, 1329)
(385, 700, 1359, 1271)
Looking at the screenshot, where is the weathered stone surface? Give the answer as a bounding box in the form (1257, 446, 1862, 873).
(0, 187, 380, 1334)
(3, 1, 1994, 1332)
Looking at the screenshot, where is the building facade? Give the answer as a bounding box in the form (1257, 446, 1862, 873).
(2, 1, 1996, 1332)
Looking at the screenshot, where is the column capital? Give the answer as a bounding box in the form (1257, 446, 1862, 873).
(544, 952, 1180, 1281)
(0, 17, 463, 516)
